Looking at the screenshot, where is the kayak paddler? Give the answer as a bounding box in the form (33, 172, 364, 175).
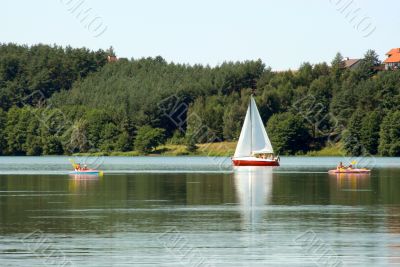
(347, 164, 353, 169)
(337, 162, 344, 169)
(75, 163, 81, 171)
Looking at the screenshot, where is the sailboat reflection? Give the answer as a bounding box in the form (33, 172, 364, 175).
(234, 166, 273, 228)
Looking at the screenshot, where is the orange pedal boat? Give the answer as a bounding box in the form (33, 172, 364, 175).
(328, 168, 370, 174)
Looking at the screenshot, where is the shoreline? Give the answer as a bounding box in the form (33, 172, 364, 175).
(69, 142, 351, 157)
(0, 142, 378, 158)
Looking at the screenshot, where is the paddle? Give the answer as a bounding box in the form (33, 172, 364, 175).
(68, 158, 79, 170)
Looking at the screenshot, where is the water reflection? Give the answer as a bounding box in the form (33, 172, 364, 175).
(1, 167, 400, 266)
(233, 167, 273, 228)
(69, 174, 101, 180)
(68, 174, 100, 193)
(333, 173, 372, 190)
(328, 173, 374, 205)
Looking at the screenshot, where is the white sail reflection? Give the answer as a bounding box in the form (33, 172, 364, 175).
(234, 166, 273, 228)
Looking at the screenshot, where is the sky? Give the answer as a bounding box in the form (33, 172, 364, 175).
(2, 0, 400, 70)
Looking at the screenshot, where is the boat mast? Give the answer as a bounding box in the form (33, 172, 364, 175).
(250, 90, 255, 155)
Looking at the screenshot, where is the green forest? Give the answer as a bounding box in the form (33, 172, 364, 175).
(0, 43, 399, 156)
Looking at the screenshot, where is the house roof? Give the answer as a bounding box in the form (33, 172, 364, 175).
(343, 58, 361, 68)
(386, 48, 400, 55)
(384, 48, 400, 63)
(384, 53, 400, 63)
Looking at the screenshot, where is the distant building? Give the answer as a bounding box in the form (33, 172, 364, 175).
(384, 48, 400, 70)
(373, 64, 385, 72)
(107, 55, 118, 63)
(342, 57, 362, 70)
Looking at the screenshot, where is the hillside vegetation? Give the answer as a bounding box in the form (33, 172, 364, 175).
(0, 43, 399, 156)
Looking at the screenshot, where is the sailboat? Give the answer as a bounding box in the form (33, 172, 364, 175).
(232, 95, 280, 166)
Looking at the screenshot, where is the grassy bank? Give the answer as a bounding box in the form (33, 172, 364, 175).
(306, 142, 344, 156)
(73, 142, 237, 157)
(73, 141, 345, 157)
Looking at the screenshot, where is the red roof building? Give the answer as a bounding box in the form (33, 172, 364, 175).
(384, 48, 400, 70)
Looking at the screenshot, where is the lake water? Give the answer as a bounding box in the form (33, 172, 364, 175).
(0, 156, 400, 266)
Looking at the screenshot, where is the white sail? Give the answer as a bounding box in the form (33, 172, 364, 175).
(250, 97, 274, 154)
(234, 96, 274, 157)
(234, 104, 252, 157)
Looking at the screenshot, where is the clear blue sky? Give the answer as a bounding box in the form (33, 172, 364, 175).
(2, 0, 399, 70)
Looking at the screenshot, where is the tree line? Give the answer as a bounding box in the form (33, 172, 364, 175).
(0, 43, 399, 156)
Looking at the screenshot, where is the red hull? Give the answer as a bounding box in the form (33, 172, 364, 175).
(232, 159, 280, 166)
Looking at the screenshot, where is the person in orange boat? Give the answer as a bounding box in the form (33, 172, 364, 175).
(75, 163, 81, 171)
(337, 162, 344, 169)
(347, 164, 353, 169)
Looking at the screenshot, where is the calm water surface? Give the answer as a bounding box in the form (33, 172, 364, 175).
(0, 157, 400, 266)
